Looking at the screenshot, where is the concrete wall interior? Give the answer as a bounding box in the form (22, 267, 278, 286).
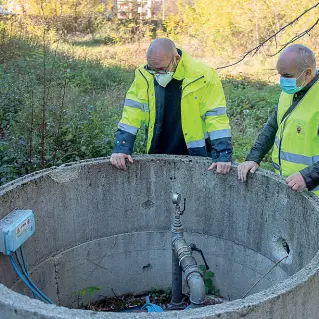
(1, 155, 319, 319)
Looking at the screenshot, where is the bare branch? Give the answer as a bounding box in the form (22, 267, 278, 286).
(267, 17, 319, 57)
(216, 2, 319, 70)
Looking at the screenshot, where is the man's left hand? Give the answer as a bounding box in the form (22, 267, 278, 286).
(208, 162, 232, 174)
(286, 172, 306, 192)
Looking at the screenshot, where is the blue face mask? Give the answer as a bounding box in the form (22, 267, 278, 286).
(280, 70, 306, 94)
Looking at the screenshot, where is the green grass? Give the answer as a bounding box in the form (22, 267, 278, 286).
(0, 38, 280, 184)
(222, 75, 281, 169)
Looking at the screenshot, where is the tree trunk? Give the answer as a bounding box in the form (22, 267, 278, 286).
(112, 0, 117, 18)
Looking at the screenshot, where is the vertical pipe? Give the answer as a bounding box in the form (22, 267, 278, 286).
(171, 250, 183, 305)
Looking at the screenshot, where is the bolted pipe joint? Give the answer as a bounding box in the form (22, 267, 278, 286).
(173, 238, 192, 259)
(171, 193, 206, 307)
(172, 238, 206, 306)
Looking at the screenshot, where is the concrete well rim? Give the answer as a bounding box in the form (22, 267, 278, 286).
(1, 155, 319, 318)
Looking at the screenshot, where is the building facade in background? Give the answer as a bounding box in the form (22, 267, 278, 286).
(1, 0, 176, 20)
(117, 0, 153, 19)
(0, 4, 14, 15)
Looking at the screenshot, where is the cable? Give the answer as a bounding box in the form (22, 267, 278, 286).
(15, 251, 36, 299)
(16, 251, 54, 304)
(19, 247, 30, 276)
(9, 254, 48, 303)
(242, 255, 288, 299)
(15, 248, 54, 304)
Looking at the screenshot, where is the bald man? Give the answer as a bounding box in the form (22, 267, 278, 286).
(238, 44, 319, 195)
(111, 38, 233, 173)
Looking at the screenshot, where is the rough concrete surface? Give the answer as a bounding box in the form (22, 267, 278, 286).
(0, 155, 319, 318)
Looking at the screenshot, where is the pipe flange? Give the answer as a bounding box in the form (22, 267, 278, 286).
(178, 254, 193, 267)
(185, 269, 204, 282)
(174, 248, 191, 258)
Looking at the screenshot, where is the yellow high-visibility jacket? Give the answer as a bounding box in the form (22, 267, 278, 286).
(272, 78, 319, 195)
(114, 50, 232, 161)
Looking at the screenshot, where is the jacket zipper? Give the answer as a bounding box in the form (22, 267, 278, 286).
(138, 70, 150, 151)
(138, 69, 150, 95)
(278, 94, 294, 175)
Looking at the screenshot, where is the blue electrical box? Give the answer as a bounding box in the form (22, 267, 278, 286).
(0, 210, 35, 255)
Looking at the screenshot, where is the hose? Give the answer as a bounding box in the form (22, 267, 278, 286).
(141, 296, 164, 312)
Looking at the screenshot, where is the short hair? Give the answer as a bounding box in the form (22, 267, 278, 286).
(287, 44, 316, 71)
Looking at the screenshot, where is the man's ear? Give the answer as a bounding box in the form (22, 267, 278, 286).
(175, 54, 181, 64)
(305, 68, 313, 79)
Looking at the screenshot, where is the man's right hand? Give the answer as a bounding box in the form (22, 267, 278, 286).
(237, 161, 259, 182)
(110, 153, 133, 170)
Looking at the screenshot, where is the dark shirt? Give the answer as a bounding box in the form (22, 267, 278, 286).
(148, 49, 188, 155)
(152, 78, 188, 155)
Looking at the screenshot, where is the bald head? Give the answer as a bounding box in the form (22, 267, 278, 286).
(279, 44, 316, 72)
(148, 38, 177, 57)
(277, 44, 317, 87)
(146, 38, 180, 73)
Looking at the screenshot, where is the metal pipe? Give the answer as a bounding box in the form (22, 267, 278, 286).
(171, 210, 184, 307)
(171, 250, 183, 306)
(171, 193, 206, 307)
(173, 239, 206, 306)
(187, 272, 206, 306)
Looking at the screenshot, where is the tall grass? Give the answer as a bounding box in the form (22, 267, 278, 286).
(0, 17, 280, 184)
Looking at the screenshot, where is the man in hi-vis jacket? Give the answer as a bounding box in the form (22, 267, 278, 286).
(238, 44, 319, 195)
(111, 38, 233, 174)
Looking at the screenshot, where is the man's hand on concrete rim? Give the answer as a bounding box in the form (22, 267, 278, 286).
(286, 172, 306, 192)
(110, 153, 133, 170)
(208, 162, 232, 175)
(237, 161, 259, 182)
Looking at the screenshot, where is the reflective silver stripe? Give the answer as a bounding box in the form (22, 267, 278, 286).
(275, 136, 280, 148)
(186, 139, 206, 149)
(124, 99, 147, 111)
(280, 151, 319, 166)
(273, 162, 280, 170)
(204, 132, 209, 139)
(313, 185, 319, 192)
(208, 129, 231, 140)
(205, 107, 227, 117)
(118, 123, 138, 135)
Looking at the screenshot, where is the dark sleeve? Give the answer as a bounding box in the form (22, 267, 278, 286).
(113, 129, 136, 155)
(300, 163, 319, 191)
(246, 107, 278, 164)
(211, 137, 233, 162)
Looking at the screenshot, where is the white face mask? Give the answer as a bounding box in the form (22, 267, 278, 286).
(155, 72, 174, 87)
